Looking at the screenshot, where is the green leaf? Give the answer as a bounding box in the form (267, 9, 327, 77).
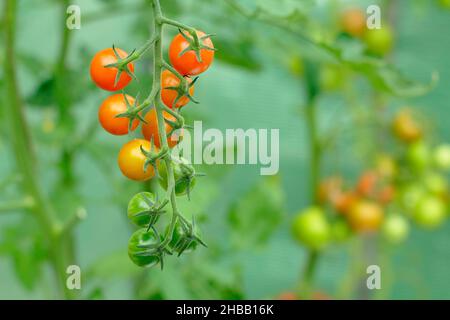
(228, 176, 286, 249)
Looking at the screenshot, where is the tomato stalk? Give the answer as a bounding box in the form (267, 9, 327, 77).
(3, 0, 77, 299)
(298, 61, 322, 298)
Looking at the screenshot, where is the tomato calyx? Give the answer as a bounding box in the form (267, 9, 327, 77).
(171, 216, 207, 256)
(140, 194, 168, 229)
(111, 93, 146, 132)
(165, 75, 199, 108)
(177, 29, 216, 63)
(175, 158, 205, 200)
(140, 144, 168, 176)
(135, 226, 173, 270)
(104, 45, 137, 87)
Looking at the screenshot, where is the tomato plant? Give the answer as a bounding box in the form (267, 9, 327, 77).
(169, 30, 215, 76)
(98, 94, 139, 135)
(90, 47, 134, 91)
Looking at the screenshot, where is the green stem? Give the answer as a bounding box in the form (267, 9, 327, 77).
(299, 61, 322, 298)
(151, 0, 181, 243)
(3, 0, 74, 299)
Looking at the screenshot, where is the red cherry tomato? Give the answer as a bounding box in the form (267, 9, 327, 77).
(90, 47, 134, 91)
(98, 94, 139, 135)
(161, 70, 195, 109)
(142, 108, 183, 149)
(169, 30, 214, 76)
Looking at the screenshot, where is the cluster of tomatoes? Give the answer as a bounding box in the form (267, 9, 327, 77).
(340, 7, 393, 56)
(89, 29, 214, 267)
(291, 108, 449, 251)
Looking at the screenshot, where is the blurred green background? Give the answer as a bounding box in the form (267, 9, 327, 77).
(0, 0, 449, 299)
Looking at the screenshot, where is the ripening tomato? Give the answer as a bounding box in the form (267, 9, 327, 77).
(142, 108, 183, 149)
(333, 191, 359, 215)
(364, 25, 393, 56)
(399, 184, 426, 212)
(118, 139, 157, 181)
(291, 207, 331, 251)
(169, 30, 214, 76)
(341, 8, 366, 37)
(98, 94, 139, 135)
(128, 229, 161, 267)
(413, 195, 447, 228)
(318, 176, 343, 203)
(90, 48, 134, 91)
(347, 200, 384, 233)
(161, 70, 195, 109)
(382, 213, 409, 244)
(356, 171, 378, 197)
(392, 110, 422, 143)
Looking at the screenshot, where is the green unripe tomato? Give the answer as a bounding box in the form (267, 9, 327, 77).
(128, 229, 161, 267)
(399, 184, 426, 213)
(320, 64, 345, 91)
(159, 157, 196, 196)
(407, 140, 431, 171)
(167, 221, 201, 254)
(292, 207, 331, 251)
(413, 195, 447, 228)
(331, 219, 352, 242)
(433, 144, 450, 170)
(127, 192, 157, 227)
(364, 25, 393, 56)
(382, 213, 409, 244)
(424, 172, 448, 195)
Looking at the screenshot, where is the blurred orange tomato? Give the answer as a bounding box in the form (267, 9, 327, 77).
(347, 200, 384, 232)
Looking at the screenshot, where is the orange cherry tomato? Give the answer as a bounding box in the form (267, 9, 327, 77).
(356, 171, 378, 197)
(161, 70, 195, 109)
(169, 30, 214, 76)
(118, 139, 157, 181)
(90, 47, 134, 91)
(392, 109, 423, 143)
(341, 8, 366, 37)
(98, 94, 139, 135)
(318, 176, 343, 203)
(347, 200, 384, 233)
(377, 185, 395, 205)
(142, 108, 183, 149)
(333, 191, 359, 215)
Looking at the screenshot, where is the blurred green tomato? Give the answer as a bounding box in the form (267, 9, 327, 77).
(414, 195, 447, 228)
(433, 144, 450, 170)
(128, 229, 161, 267)
(382, 214, 409, 244)
(424, 172, 448, 195)
(289, 55, 304, 76)
(292, 207, 331, 251)
(400, 184, 426, 213)
(364, 25, 393, 56)
(319, 64, 345, 91)
(331, 219, 352, 242)
(407, 140, 431, 171)
(127, 192, 157, 227)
